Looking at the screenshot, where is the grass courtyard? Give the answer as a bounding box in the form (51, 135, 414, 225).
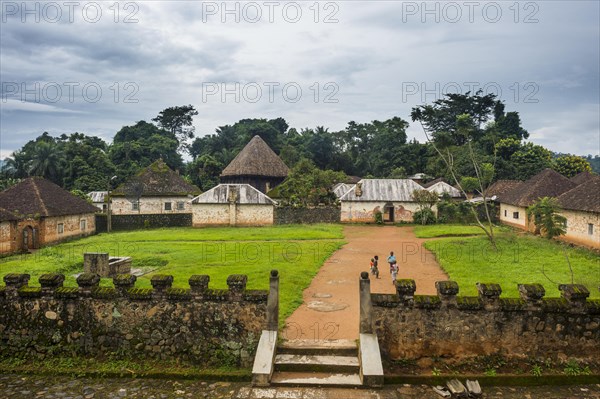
(0, 224, 345, 320)
(417, 225, 600, 299)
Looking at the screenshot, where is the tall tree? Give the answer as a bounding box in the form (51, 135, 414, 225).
(152, 105, 198, 153)
(552, 155, 592, 178)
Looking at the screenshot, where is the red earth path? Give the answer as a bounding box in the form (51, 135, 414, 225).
(283, 225, 448, 341)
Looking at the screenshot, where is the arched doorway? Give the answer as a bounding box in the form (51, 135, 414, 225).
(383, 203, 395, 223)
(21, 226, 38, 252)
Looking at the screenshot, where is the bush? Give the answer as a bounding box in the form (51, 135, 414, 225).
(413, 208, 436, 225)
(374, 211, 383, 224)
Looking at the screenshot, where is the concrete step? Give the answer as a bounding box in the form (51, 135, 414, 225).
(270, 371, 363, 388)
(274, 354, 360, 373)
(278, 339, 358, 356)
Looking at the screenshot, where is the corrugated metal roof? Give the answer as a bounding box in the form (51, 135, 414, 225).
(339, 179, 424, 202)
(191, 184, 276, 205)
(425, 181, 462, 198)
(333, 183, 354, 198)
(88, 191, 108, 203)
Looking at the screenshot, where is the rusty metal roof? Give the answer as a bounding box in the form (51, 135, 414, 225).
(87, 191, 108, 203)
(339, 179, 424, 202)
(191, 184, 275, 205)
(333, 183, 354, 198)
(425, 180, 462, 198)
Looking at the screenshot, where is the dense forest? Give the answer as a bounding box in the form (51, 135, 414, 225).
(1, 91, 596, 194)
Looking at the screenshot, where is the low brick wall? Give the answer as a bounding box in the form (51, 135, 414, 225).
(373, 280, 600, 362)
(274, 206, 340, 224)
(95, 213, 192, 231)
(0, 273, 267, 367)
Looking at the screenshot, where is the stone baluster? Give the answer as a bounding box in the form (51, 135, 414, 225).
(559, 284, 589, 313)
(189, 275, 210, 300)
(518, 283, 545, 310)
(395, 279, 416, 306)
(477, 282, 502, 310)
(227, 274, 248, 301)
(151, 275, 173, 300)
(39, 273, 65, 297)
(113, 274, 137, 296)
(77, 273, 100, 296)
(436, 280, 459, 308)
(3, 274, 30, 298)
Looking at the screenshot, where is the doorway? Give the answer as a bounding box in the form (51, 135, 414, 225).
(383, 203, 395, 223)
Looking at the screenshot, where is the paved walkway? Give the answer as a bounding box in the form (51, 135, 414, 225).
(283, 225, 448, 341)
(1, 375, 599, 398)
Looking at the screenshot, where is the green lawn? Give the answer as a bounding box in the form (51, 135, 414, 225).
(413, 224, 487, 238)
(423, 233, 600, 299)
(0, 224, 345, 320)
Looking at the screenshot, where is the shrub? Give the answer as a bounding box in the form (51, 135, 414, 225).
(413, 208, 436, 225)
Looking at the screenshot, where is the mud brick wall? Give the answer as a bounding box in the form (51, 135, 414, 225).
(0, 273, 267, 367)
(373, 280, 600, 362)
(274, 206, 340, 224)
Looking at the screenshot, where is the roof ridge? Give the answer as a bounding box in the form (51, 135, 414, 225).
(31, 178, 49, 216)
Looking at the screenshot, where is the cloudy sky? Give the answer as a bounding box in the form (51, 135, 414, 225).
(1, 0, 599, 159)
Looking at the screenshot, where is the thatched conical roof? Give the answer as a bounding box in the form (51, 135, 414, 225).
(220, 136, 289, 178)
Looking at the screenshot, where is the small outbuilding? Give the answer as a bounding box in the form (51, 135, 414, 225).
(220, 136, 289, 194)
(422, 178, 462, 198)
(88, 191, 108, 212)
(0, 177, 99, 252)
(111, 159, 201, 215)
(191, 184, 276, 226)
(557, 176, 600, 249)
(339, 179, 427, 223)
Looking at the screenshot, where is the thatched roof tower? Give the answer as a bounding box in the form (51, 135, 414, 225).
(220, 136, 289, 193)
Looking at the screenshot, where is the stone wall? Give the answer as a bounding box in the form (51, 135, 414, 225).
(0, 273, 267, 367)
(559, 209, 600, 249)
(111, 196, 193, 215)
(235, 204, 274, 226)
(341, 202, 425, 223)
(274, 207, 340, 225)
(372, 279, 600, 362)
(96, 213, 192, 231)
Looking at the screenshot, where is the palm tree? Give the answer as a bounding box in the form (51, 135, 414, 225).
(28, 141, 65, 184)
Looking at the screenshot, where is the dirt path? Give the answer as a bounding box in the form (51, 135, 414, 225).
(283, 225, 448, 341)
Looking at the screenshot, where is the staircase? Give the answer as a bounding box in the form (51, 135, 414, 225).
(270, 339, 362, 387)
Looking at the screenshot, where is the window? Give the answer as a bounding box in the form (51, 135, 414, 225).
(589, 224, 594, 235)
(513, 212, 519, 219)
(164, 202, 172, 211)
(132, 201, 139, 211)
(57, 223, 64, 234)
(102, 204, 107, 212)
(177, 201, 185, 211)
(504, 210, 507, 217)
(80, 219, 87, 231)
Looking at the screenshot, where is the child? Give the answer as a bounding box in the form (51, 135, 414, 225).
(391, 261, 398, 285)
(370, 255, 380, 279)
(387, 251, 396, 274)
